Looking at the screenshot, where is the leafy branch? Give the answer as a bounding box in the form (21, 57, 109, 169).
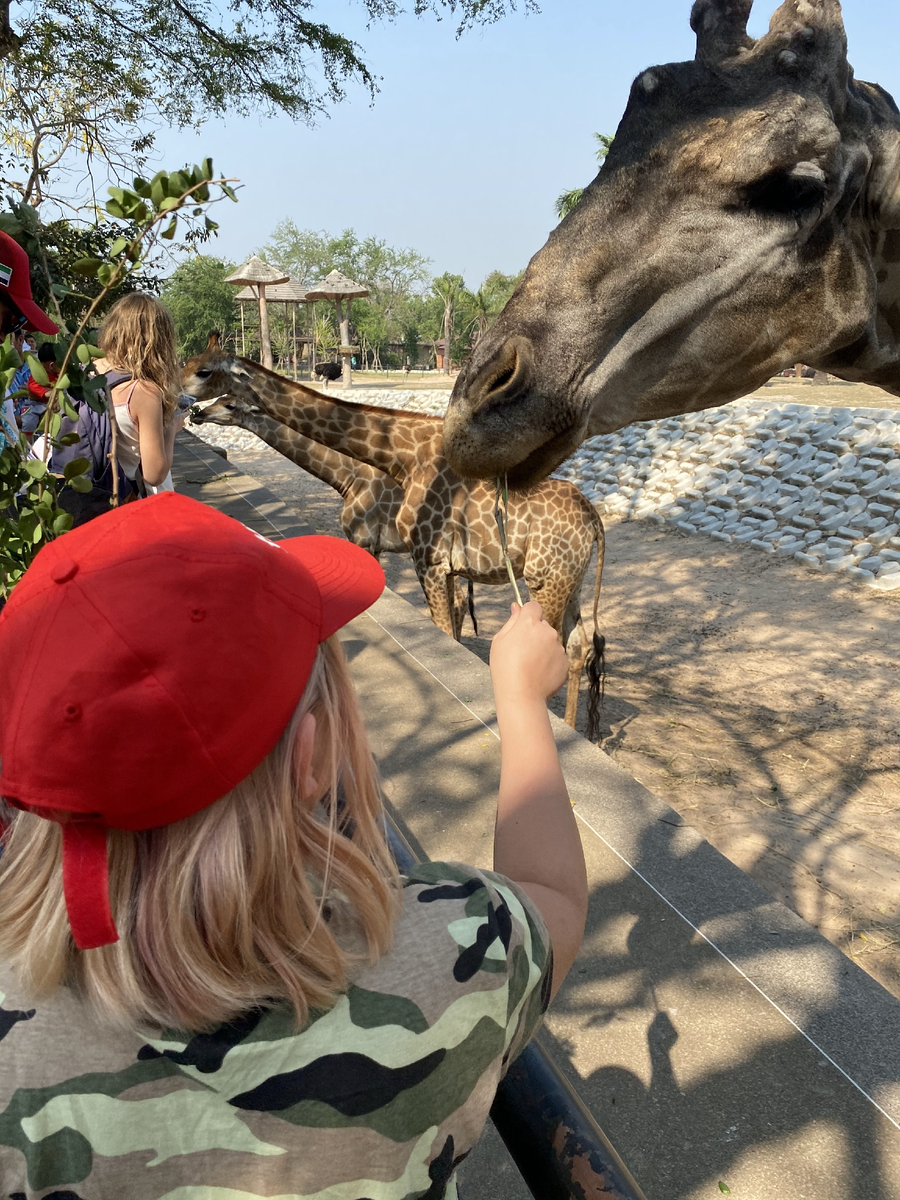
(0, 158, 237, 597)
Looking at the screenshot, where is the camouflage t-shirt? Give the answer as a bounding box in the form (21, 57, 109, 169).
(0, 861, 551, 1200)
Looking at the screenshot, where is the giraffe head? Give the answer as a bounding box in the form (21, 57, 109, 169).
(184, 333, 274, 425)
(444, 0, 900, 485)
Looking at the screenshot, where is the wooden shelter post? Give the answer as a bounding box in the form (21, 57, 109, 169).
(225, 256, 289, 372)
(305, 270, 369, 388)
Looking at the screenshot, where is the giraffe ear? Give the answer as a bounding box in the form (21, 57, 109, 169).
(691, 0, 754, 65)
(206, 331, 221, 350)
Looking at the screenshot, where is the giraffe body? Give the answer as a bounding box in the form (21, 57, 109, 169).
(186, 342, 606, 738)
(442, 0, 900, 485)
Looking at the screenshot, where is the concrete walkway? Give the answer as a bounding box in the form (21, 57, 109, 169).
(174, 431, 900, 1200)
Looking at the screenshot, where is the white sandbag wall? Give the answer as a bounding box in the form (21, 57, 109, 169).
(553, 401, 900, 592)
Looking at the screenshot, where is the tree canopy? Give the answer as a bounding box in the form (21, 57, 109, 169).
(0, 0, 536, 213)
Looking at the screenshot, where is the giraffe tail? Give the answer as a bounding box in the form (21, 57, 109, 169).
(467, 578, 478, 637)
(584, 507, 607, 744)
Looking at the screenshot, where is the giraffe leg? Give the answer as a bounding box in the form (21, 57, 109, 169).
(561, 592, 589, 730)
(417, 564, 456, 637)
(449, 577, 469, 640)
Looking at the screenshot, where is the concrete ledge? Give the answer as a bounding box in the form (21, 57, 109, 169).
(176, 431, 900, 1199)
(354, 587, 900, 1200)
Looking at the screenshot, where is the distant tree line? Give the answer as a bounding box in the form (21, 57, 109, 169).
(160, 224, 524, 372)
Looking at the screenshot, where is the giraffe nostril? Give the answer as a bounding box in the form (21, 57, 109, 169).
(475, 337, 534, 409)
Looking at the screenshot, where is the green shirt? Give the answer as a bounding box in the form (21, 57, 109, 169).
(0, 862, 551, 1199)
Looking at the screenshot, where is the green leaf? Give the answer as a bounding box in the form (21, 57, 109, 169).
(57, 432, 81, 446)
(109, 236, 129, 256)
(150, 173, 168, 205)
(47, 413, 61, 439)
(718, 1184, 732, 1195)
(96, 263, 119, 287)
(32, 524, 44, 545)
(160, 216, 178, 240)
(222, 183, 237, 202)
(71, 257, 104, 276)
(53, 511, 74, 536)
(55, 374, 70, 390)
(17, 512, 37, 540)
(105, 200, 125, 219)
(24, 459, 48, 479)
(63, 456, 91, 480)
(158, 196, 180, 213)
(25, 354, 48, 386)
(68, 473, 93, 494)
(76, 343, 92, 365)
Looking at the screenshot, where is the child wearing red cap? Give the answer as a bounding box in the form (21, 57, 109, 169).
(0, 493, 587, 1199)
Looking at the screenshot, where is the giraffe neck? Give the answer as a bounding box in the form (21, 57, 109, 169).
(242, 360, 443, 484)
(231, 411, 375, 498)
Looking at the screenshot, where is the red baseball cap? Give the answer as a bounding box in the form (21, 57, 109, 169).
(0, 492, 385, 950)
(0, 231, 59, 335)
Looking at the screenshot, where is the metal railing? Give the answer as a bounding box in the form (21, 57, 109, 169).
(385, 818, 647, 1200)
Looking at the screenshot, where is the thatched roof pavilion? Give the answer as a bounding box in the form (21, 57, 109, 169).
(305, 271, 369, 386)
(225, 257, 289, 370)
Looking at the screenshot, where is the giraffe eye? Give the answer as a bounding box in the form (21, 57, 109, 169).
(195, 368, 212, 380)
(744, 163, 827, 217)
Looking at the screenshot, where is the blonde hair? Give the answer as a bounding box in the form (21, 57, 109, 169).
(0, 637, 400, 1034)
(98, 293, 180, 422)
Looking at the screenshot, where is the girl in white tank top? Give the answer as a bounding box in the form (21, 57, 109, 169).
(95, 295, 185, 492)
(112, 377, 175, 493)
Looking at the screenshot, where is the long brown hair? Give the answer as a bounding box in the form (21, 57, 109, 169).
(98, 293, 180, 422)
(0, 637, 400, 1034)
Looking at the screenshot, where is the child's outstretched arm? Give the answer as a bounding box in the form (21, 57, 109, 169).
(490, 601, 588, 998)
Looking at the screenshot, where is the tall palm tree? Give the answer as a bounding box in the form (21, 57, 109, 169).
(468, 286, 497, 344)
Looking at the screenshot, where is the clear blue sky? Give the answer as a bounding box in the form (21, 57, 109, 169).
(153, 0, 900, 289)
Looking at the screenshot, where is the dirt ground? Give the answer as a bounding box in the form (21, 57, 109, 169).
(217, 386, 900, 1002)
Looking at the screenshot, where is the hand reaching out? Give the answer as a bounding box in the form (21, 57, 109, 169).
(490, 601, 568, 707)
(490, 600, 586, 1000)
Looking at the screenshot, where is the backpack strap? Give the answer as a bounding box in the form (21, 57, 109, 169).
(103, 370, 133, 390)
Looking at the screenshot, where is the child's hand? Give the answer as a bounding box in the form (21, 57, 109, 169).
(490, 601, 568, 705)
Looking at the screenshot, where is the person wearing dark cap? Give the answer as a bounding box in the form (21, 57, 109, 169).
(0, 493, 587, 1198)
